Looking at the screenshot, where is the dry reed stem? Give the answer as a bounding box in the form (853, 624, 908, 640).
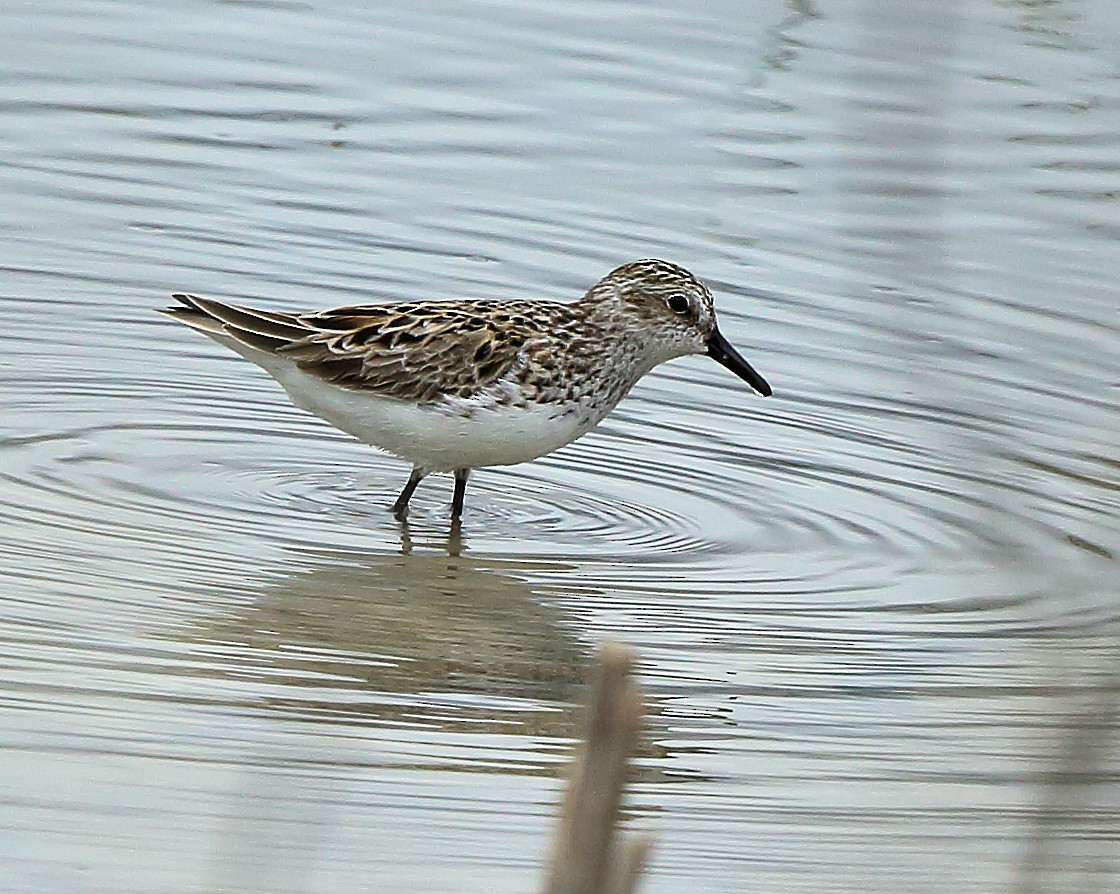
(543, 642, 648, 894)
(604, 833, 653, 894)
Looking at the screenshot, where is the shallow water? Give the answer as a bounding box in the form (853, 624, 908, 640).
(1, 0, 1119, 891)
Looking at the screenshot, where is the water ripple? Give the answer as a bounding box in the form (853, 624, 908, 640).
(3, 1, 1120, 889)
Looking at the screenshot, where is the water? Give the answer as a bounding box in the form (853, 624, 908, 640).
(1, 0, 1118, 891)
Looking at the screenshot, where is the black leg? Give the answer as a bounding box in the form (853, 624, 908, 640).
(450, 468, 470, 519)
(391, 468, 425, 518)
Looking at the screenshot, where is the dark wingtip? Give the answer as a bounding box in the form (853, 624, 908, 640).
(167, 293, 201, 311)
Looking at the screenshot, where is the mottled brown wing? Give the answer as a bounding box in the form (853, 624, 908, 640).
(279, 303, 540, 402)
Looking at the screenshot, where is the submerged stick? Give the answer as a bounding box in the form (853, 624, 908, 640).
(543, 642, 650, 894)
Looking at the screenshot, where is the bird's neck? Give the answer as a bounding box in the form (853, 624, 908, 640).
(562, 299, 665, 405)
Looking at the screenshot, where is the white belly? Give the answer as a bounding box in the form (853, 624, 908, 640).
(222, 336, 598, 471)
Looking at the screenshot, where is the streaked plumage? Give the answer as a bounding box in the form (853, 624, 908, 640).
(161, 259, 771, 521)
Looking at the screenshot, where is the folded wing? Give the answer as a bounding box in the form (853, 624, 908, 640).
(161, 294, 537, 403)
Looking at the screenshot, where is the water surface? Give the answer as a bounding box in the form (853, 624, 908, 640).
(1, 1, 1119, 892)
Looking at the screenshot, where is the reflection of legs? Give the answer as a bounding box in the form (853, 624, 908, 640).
(391, 467, 425, 519)
(445, 516, 464, 556)
(397, 516, 414, 556)
(451, 468, 470, 520)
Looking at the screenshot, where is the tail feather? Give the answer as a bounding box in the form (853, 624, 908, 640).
(157, 304, 227, 336)
(160, 293, 311, 352)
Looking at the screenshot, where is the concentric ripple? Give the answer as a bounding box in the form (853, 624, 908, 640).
(3, 293, 1117, 590)
(3, 1, 1120, 892)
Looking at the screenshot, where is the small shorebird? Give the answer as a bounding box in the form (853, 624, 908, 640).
(161, 259, 771, 521)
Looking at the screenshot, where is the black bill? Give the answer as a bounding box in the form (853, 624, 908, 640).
(706, 328, 772, 396)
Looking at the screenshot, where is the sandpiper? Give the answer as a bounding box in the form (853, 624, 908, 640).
(161, 259, 771, 521)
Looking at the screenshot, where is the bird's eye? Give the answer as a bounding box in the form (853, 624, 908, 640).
(666, 294, 691, 315)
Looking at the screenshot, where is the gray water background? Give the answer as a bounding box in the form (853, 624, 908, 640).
(1, 0, 1118, 891)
